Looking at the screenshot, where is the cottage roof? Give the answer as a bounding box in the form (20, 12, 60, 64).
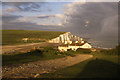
(69, 43, 86, 46)
(59, 42, 87, 47)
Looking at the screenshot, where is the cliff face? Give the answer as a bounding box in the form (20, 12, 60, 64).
(48, 32, 83, 43)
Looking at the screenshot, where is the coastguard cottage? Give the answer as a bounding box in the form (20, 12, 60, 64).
(58, 42, 92, 52)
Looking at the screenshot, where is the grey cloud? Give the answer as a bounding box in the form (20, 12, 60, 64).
(99, 15, 118, 40)
(2, 14, 22, 23)
(2, 14, 36, 27)
(61, 2, 118, 48)
(37, 15, 55, 19)
(3, 21, 62, 31)
(2, 19, 42, 30)
(18, 3, 41, 11)
(63, 2, 118, 38)
(2, 2, 46, 12)
(37, 15, 51, 19)
(2, 13, 62, 31)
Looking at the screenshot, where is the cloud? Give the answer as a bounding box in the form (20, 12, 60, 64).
(3, 20, 62, 31)
(37, 15, 51, 19)
(10, 14, 63, 26)
(2, 13, 63, 31)
(37, 14, 64, 19)
(61, 2, 118, 48)
(55, 14, 64, 19)
(2, 13, 22, 23)
(99, 15, 118, 40)
(2, 2, 64, 28)
(62, 2, 118, 39)
(36, 22, 63, 27)
(2, 2, 48, 12)
(2, 7, 20, 12)
(11, 16, 35, 23)
(37, 15, 56, 19)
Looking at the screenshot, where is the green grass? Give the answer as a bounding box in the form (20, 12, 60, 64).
(2, 46, 90, 66)
(100, 44, 119, 55)
(39, 52, 119, 78)
(2, 46, 76, 66)
(2, 30, 65, 45)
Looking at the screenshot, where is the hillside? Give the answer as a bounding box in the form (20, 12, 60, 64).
(49, 32, 83, 43)
(2, 30, 65, 45)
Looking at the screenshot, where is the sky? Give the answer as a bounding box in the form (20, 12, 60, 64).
(1, 1, 118, 48)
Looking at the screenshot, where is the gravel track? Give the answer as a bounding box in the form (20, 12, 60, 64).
(2, 54, 93, 78)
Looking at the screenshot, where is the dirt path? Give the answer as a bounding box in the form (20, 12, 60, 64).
(2, 54, 93, 78)
(1, 42, 59, 54)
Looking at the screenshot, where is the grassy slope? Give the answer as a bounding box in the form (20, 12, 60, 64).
(2, 48, 77, 66)
(2, 48, 91, 66)
(2, 50, 64, 66)
(2, 30, 65, 45)
(39, 52, 119, 78)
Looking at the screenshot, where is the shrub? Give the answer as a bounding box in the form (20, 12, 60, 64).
(67, 49, 73, 51)
(63, 51, 76, 57)
(100, 45, 119, 55)
(28, 49, 43, 56)
(43, 46, 54, 52)
(43, 50, 56, 57)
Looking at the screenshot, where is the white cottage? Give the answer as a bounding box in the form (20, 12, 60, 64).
(80, 43, 92, 48)
(58, 42, 92, 52)
(22, 38, 29, 42)
(58, 46, 69, 52)
(68, 45, 80, 51)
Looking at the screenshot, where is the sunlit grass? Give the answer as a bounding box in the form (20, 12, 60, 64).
(2, 30, 65, 45)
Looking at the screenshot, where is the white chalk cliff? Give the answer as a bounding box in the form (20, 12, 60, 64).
(48, 32, 83, 43)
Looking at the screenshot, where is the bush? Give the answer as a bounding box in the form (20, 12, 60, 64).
(63, 51, 76, 57)
(67, 49, 73, 51)
(43, 46, 54, 52)
(43, 50, 56, 56)
(76, 48, 91, 54)
(100, 45, 119, 55)
(27, 49, 43, 56)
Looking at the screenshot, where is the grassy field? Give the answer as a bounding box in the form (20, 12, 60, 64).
(39, 52, 119, 78)
(2, 30, 65, 45)
(2, 45, 119, 78)
(2, 46, 77, 66)
(2, 47, 92, 66)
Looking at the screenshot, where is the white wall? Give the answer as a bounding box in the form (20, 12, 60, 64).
(80, 43, 92, 48)
(68, 46, 80, 51)
(58, 46, 68, 51)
